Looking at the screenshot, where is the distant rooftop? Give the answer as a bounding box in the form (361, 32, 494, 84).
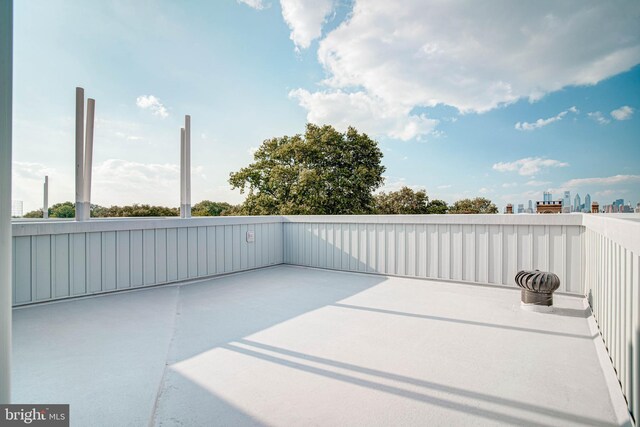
(13, 266, 628, 426)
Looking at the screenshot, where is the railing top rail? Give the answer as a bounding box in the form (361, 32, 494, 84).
(282, 214, 585, 226)
(12, 216, 284, 236)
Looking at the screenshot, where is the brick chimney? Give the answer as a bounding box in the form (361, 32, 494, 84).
(591, 202, 599, 213)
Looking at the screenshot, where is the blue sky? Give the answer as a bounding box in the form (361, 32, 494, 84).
(11, 0, 640, 212)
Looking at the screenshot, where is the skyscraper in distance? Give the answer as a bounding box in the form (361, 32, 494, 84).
(584, 194, 591, 213)
(563, 191, 571, 213)
(574, 193, 581, 212)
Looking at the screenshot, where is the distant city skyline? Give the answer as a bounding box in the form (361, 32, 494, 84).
(504, 190, 638, 214)
(10, 1, 640, 212)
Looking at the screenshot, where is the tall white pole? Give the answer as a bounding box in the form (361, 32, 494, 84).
(83, 98, 95, 220)
(75, 87, 84, 221)
(185, 115, 191, 218)
(43, 176, 49, 219)
(0, 0, 13, 404)
(180, 127, 186, 218)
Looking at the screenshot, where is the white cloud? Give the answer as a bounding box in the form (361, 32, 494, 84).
(515, 106, 578, 131)
(136, 95, 169, 118)
(563, 174, 640, 188)
(610, 105, 634, 120)
(289, 89, 438, 140)
(437, 184, 452, 189)
(588, 111, 610, 125)
(501, 182, 517, 188)
(290, 1, 639, 139)
(237, 0, 268, 10)
(12, 162, 74, 212)
(492, 157, 569, 176)
(280, 0, 333, 50)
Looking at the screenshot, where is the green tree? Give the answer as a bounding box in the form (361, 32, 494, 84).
(192, 200, 234, 216)
(374, 186, 429, 214)
(50, 202, 75, 218)
(449, 197, 498, 214)
(426, 199, 449, 214)
(23, 209, 43, 218)
(229, 124, 385, 215)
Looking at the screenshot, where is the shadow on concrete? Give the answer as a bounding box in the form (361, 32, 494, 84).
(219, 340, 614, 427)
(331, 302, 597, 340)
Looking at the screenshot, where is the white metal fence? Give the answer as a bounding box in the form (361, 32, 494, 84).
(11, 217, 283, 305)
(283, 215, 584, 293)
(583, 215, 639, 419)
(10, 213, 640, 420)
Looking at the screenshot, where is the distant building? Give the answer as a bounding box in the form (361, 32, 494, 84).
(505, 204, 514, 214)
(527, 200, 534, 213)
(613, 199, 624, 212)
(591, 202, 599, 213)
(517, 204, 524, 214)
(573, 193, 581, 212)
(635, 202, 640, 213)
(536, 200, 562, 214)
(584, 194, 591, 213)
(562, 191, 571, 213)
(11, 200, 23, 217)
(543, 191, 552, 203)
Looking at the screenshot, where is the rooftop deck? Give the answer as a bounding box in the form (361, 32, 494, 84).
(13, 265, 628, 426)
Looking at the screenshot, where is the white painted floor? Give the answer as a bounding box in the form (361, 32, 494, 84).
(12, 265, 626, 426)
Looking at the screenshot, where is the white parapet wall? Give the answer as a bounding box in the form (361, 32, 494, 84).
(11, 217, 284, 306)
(582, 214, 640, 420)
(283, 214, 585, 294)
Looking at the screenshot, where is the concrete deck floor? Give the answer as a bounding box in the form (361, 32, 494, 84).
(12, 265, 627, 426)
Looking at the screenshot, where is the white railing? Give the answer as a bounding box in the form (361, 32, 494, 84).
(583, 214, 639, 419)
(283, 214, 585, 293)
(11, 212, 640, 420)
(11, 217, 284, 306)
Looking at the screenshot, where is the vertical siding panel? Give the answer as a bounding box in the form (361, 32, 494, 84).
(406, 224, 416, 277)
(532, 226, 548, 271)
(270, 222, 277, 265)
(206, 226, 217, 274)
(476, 225, 488, 283)
(342, 224, 350, 270)
(216, 226, 226, 273)
(565, 226, 582, 293)
(451, 224, 462, 281)
(395, 224, 405, 276)
(439, 225, 450, 279)
(386, 224, 395, 275)
(231, 225, 240, 271)
(488, 225, 501, 284)
(463, 225, 475, 282)
(14, 237, 32, 303)
(34, 235, 52, 300)
(86, 232, 102, 293)
(166, 228, 178, 282)
(319, 223, 327, 268)
(312, 223, 319, 267)
(143, 229, 156, 285)
(502, 225, 517, 286)
(155, 229, 167, 284)
(53, 234, 70, 297)
(427, 224, 438, 278)
(359, 223, 367, 272)
(248, 224, 256, 269)
(177, 227, 188, 279)
(417, 224, 426, 277)
(326, 224, 334, 269)
(225, 225, 235, 272)
(71, 233, 86, 295)
(240, 224, 248, 270)
(548, 225, 566, 292)
(517, 225, 532, 273)
(376, 224, 385, 274)
(116, 231, 130, 289)
(187, 227, 198, 278)
(198, 226, 208, 276)
(368, 223, 376, 273)
(130, 230, 143, 287)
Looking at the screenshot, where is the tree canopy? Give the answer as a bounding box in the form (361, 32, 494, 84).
(374, 187, 429, 214)
(449, 197, 498, 214)
(426, 199, 449, 214)
(229, 124, 385, 215)
(192, 200, 234, 216)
